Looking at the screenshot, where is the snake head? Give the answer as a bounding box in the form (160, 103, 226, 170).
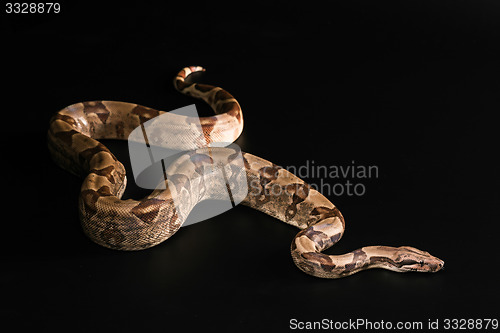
(394, 246, 444, 273)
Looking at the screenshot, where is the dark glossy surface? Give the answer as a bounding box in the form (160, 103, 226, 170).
(3, 2, 499, 331)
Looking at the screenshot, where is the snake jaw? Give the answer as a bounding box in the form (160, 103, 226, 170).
(394, 246, 444, 273)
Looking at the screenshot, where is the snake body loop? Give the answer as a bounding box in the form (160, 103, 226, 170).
(47, 66, 444, 278)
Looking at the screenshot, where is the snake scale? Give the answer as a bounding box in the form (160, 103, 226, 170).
(47, 66, 444, 278)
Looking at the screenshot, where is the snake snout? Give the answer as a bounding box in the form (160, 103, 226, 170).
(423, 256, 445, 273)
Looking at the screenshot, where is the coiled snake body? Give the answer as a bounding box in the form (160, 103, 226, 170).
(47, 66, 444, 278)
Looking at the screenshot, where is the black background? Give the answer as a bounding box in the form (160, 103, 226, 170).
(2, 1, 499, 332)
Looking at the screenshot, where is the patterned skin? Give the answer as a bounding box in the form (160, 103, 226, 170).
(47, 66, 444, 278)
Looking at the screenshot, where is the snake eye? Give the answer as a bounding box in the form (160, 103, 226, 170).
(419, 260, 424, 266)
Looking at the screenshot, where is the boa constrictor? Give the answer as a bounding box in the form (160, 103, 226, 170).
(47, 66, 444, 278)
